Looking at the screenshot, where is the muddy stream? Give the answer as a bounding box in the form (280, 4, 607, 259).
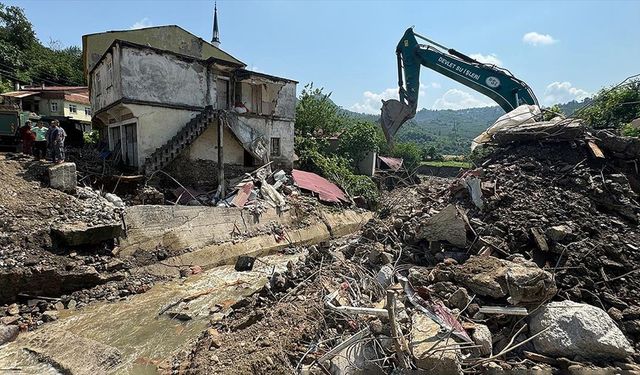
(0, 252, 302, 374)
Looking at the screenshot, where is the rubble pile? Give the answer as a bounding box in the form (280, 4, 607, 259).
(0, 154, 156, 332)
(172, 134, 640, 374)
(0, 155, 122, 270)
(163, 164, 352, 211)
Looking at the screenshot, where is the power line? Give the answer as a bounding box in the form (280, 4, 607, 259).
(0, 60, 84, 87)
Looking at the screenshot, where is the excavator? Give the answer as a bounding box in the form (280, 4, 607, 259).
(380, 27, 540, 143)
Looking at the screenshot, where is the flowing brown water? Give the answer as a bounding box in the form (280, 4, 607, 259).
(0, 252, 300, 374)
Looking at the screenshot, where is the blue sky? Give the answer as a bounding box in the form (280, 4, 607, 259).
(9, 0, 640, 114)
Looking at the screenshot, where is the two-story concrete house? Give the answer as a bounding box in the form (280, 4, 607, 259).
(83, 19, 296, 182)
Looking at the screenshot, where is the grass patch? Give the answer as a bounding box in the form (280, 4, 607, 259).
(420, 160, 472, 168)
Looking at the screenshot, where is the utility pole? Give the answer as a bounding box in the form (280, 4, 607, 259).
(217, 113, 225, 194)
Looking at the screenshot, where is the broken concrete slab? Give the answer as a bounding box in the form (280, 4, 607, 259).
(530, 227, 549, 252)
(471, 324, 492, 357)
(410, 313, 462, 375)
(454, 256, 556, 304)
(48, 162, 77, 193)
(546, 225, 573, 242)
(530, 301, 634, 360)
(51, 221, 123, 246)
(417, 204, 468, 248)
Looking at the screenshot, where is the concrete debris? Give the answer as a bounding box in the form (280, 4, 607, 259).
(463, 176, 484, 209)
(545, 224, 573, 242)
(48, 162, 77, 193)
(375, 264, 394, 289)
(51, 221, 123, 246)
(530, 301, 634, 360)
(454, 256, 557, 304)
(410, 314, 463, 375)
(416, 204, 468, 247)
(471, 324, 493, 357)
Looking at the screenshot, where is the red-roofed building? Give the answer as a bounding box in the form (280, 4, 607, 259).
(1, 85, 92, 126)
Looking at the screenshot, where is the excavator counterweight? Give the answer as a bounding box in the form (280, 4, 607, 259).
(380, 28, 539, 144)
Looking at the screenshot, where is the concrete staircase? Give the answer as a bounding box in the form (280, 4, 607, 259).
(144, 106, 216, 175)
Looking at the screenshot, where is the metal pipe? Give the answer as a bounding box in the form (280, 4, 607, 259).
(412, 30, 448, 51)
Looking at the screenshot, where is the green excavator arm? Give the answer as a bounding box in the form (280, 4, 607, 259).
(381, 28, 539, 143)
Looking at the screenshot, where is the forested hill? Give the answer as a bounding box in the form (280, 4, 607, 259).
(342, 99, 589, 155)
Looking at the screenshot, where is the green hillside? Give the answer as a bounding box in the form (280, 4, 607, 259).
(342, 99, 590, 155)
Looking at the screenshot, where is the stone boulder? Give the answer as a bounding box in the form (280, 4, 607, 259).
(530, 301, 634, 360)
(0, 325, 19, 345)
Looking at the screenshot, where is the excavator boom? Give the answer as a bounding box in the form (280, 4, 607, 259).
(381, 28, 539, 143)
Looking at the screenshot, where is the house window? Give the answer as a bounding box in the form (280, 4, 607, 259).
(69, 104, 77, 114)
(50, 102, 58, 112)
(95, 72, 102, 95)
(84, 107, 91, 116)
(270, 137, 281, 157)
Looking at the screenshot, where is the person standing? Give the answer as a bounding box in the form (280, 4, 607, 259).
(32, 121, 48, 160)
(19, 121, 35, 155)
(48, 120, 66, 163)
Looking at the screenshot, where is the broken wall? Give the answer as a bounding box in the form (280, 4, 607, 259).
(120, 45, 216, 109)
(235, 115, 294, 169)
(274, 82, 296, 119)
(91, 46, 122, 113)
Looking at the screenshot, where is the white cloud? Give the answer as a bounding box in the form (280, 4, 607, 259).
(428, 82, 441, 89)
(542, 81, 590, 106)
(469, 53, 502, 66)
(130, 18, 153, 30)
(249, 65, 263, 73)
(432, 89, 494, 110)
(350, 87, 399, 114)
(522, 32, 557, 46)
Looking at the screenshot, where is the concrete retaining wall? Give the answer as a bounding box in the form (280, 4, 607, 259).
(120, 205, 301, 257)
(121, 205, 372, 277)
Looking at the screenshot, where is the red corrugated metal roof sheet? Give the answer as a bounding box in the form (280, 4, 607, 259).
(64, 93, 90, 105)
(292, 169, 348, 204)
(378, 156, 403, 171)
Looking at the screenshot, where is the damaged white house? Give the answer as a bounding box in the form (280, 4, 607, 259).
(83, 19, 296, 180)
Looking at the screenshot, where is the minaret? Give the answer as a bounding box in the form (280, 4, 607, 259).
(212, 2, 220, 47)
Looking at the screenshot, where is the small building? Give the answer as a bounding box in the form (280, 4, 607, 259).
(0, 85, 92, 128)
(84, 12, 296, 181)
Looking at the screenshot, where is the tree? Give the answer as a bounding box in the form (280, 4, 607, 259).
(423, 145, 443, 161)
(0, 3, 85, 87)
(338, 120, 381, 167)
(392, 142, 422, 170)
(295, 83, 343, 138)
(0, 4, 36, 50)
(578, 79, 640, 128)
(543, 104, 564, 121)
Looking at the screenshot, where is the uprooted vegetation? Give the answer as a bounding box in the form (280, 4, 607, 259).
(170, 127, 640, 374)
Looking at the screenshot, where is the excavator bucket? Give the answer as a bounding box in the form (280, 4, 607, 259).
(380, 99, 415, 144)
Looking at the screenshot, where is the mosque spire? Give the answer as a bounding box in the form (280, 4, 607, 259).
(212, 2, 220, 47)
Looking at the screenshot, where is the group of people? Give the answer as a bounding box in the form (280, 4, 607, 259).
(18, 120, 66, 163)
